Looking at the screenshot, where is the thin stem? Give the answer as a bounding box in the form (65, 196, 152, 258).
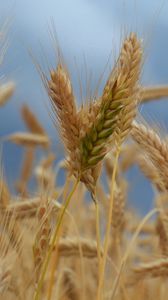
(97, 148, 120, 300)
(48, 202, 86, 300)
(34, 177, 80, 300)
(47, 178, 86, 300)
(47, 176, 71, 300)
(95, 200, 101, 273)
(111, 208, 160, 299)
(47, 224, 62, 300)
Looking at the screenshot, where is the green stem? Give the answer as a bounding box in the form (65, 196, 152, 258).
(95, 200, 101, 273)
(97, 148, 120, 300)
(34, 177, 80, 300)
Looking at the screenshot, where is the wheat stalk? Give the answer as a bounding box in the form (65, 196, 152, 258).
(0, 19, 10, 65)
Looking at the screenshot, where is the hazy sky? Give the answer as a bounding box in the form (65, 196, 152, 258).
(1, 0, 168, 213)
(1, 0, 168, 112)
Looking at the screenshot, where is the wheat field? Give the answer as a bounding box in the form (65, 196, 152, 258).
(1, 19, 168, 300)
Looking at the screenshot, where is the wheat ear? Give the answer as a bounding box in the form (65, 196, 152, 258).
(79, 33, 142, 198)
(1, 197, 61, 219)
(142, 85, 168, 102)
(53, 237, 103, 258)
(80, 33, 142, 171)
(46, 63, 99, 198)
(59, 268, 79, 300)
(131, 258, 168, 282)
(21, 104, 47, 135)
(156, 205, 168, 256)
(0, 82, 15, 106)
(33, 201, 52, 282)
(6, 132, 50, 148)
(131, 121, 168, 191)
(47, 65, 80, 174)
(16, 147, 34, 196)
(136, 154, 165, 192)
(0, 254, 14, 294)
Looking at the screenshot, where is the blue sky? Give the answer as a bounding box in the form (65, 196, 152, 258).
(1, 0, 168, 213)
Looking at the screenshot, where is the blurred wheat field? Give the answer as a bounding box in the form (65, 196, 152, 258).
(1, 19, 168, 300)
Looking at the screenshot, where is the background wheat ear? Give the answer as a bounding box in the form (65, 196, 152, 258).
(0, 82, 15, 107)
(131, 120, 168, 191)
(33, 199, 52, 282)
(21, 105, 47, 136)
